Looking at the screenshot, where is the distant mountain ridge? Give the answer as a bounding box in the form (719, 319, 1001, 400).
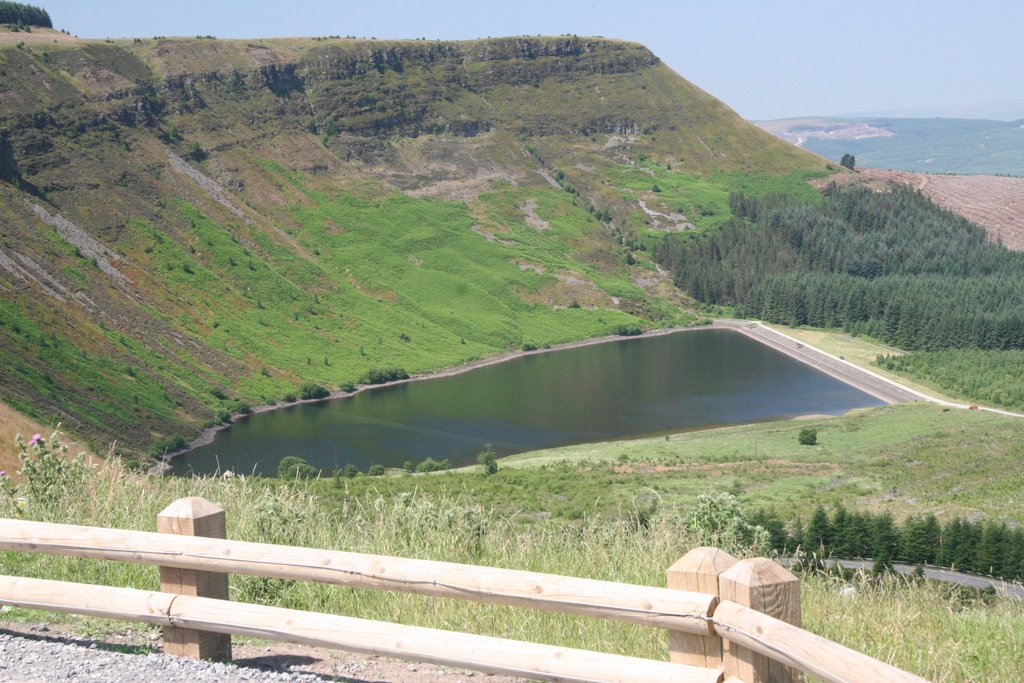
(837, 99, 1024, 121)
(757, 117, 1024, 176)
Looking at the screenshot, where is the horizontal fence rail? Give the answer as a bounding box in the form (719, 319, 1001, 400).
(0, 518, 716, 634)
(0, 498, 933, 683)
(0, 575, 723, 683)
(713, 600, 928, 683)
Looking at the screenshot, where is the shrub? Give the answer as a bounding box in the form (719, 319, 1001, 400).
(361, 367, 410, 384)
(230, 401, 252, 415)
(368, 464, 386, 476)
(612, 324, 643, 336)
(11, 429, 88, 517)
(149, 434, 187, 457)
(277, 456, 318, 480)
(415, 457, 451, 473)
(798, 428, 818, 446)
(684, 493, 771, 555)
(185, 142, 207, 162)
(298, 382, 330, 400)
(477, 446, 498, 476)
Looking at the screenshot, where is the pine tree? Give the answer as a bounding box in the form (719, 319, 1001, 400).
(901, 514, 940, 565)
(805, 506, 832, 555)
(1006, 528, 1024, 581)
(871, 513, 899, 573)
(976, 522, 1008, 576)
(831, 505, 852, 557)
(750, 509, 788, 552)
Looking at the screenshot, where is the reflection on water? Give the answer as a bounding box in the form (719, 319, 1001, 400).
(173, 329, 882, 476)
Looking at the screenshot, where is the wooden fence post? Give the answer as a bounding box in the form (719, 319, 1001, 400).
(157, 497, 232, 661)
(719, 558, 801, 683)
(666, 547, 737, 669)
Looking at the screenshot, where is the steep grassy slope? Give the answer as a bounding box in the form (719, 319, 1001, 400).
(0, 32, 828, 457)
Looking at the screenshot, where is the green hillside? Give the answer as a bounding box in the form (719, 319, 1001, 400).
(0, 32, 828, 458)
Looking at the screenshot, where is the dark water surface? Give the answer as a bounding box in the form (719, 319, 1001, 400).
(172, 329, 883, 476)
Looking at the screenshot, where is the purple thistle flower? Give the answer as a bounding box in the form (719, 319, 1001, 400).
(27, 433, 41, 446)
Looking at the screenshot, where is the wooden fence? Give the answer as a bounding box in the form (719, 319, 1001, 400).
(0, 496, 930, 683)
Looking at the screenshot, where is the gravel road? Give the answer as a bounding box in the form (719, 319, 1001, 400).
(0, 621, 522, 683)
(0, 630, 323, 683)
(805, 560, 1024, 600)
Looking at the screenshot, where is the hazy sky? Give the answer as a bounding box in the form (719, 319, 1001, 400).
(42, 0, 1024, 120)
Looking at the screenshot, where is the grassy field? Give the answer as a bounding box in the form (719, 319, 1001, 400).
(328, 402, 1024, 525)
(0, 440, 1019, 682)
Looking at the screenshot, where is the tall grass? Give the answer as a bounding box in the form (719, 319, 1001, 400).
(0, 453, 1020, 680)
(803, 572, 1024, 682)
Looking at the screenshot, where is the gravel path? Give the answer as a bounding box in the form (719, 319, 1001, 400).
(0, 630, 322, 682)
(0, 622, 524, 683)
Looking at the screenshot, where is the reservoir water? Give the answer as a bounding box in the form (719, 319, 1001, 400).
(172, 329, 883, 476)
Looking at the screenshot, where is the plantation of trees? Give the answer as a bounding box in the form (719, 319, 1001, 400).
(654, 184, 1024, 351)
(752, 505, 1024, 580)
(0, 1, 51, 28)
(877, 349, 1024, 410)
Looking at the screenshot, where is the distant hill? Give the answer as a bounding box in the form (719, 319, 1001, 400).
(839, 99, 1024, 121)
(757, 117, 1024, 176)
(0, 32, 826, 457)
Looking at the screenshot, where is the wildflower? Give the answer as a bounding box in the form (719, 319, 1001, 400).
(0, 471, 5, 477)
(27, 433, 41, 446)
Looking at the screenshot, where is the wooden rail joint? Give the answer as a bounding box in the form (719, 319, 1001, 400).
(667, 548, 802, 682)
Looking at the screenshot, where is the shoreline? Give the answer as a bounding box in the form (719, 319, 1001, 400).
(153, 322, 717, 473)
(158, 318, 1012, 475)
